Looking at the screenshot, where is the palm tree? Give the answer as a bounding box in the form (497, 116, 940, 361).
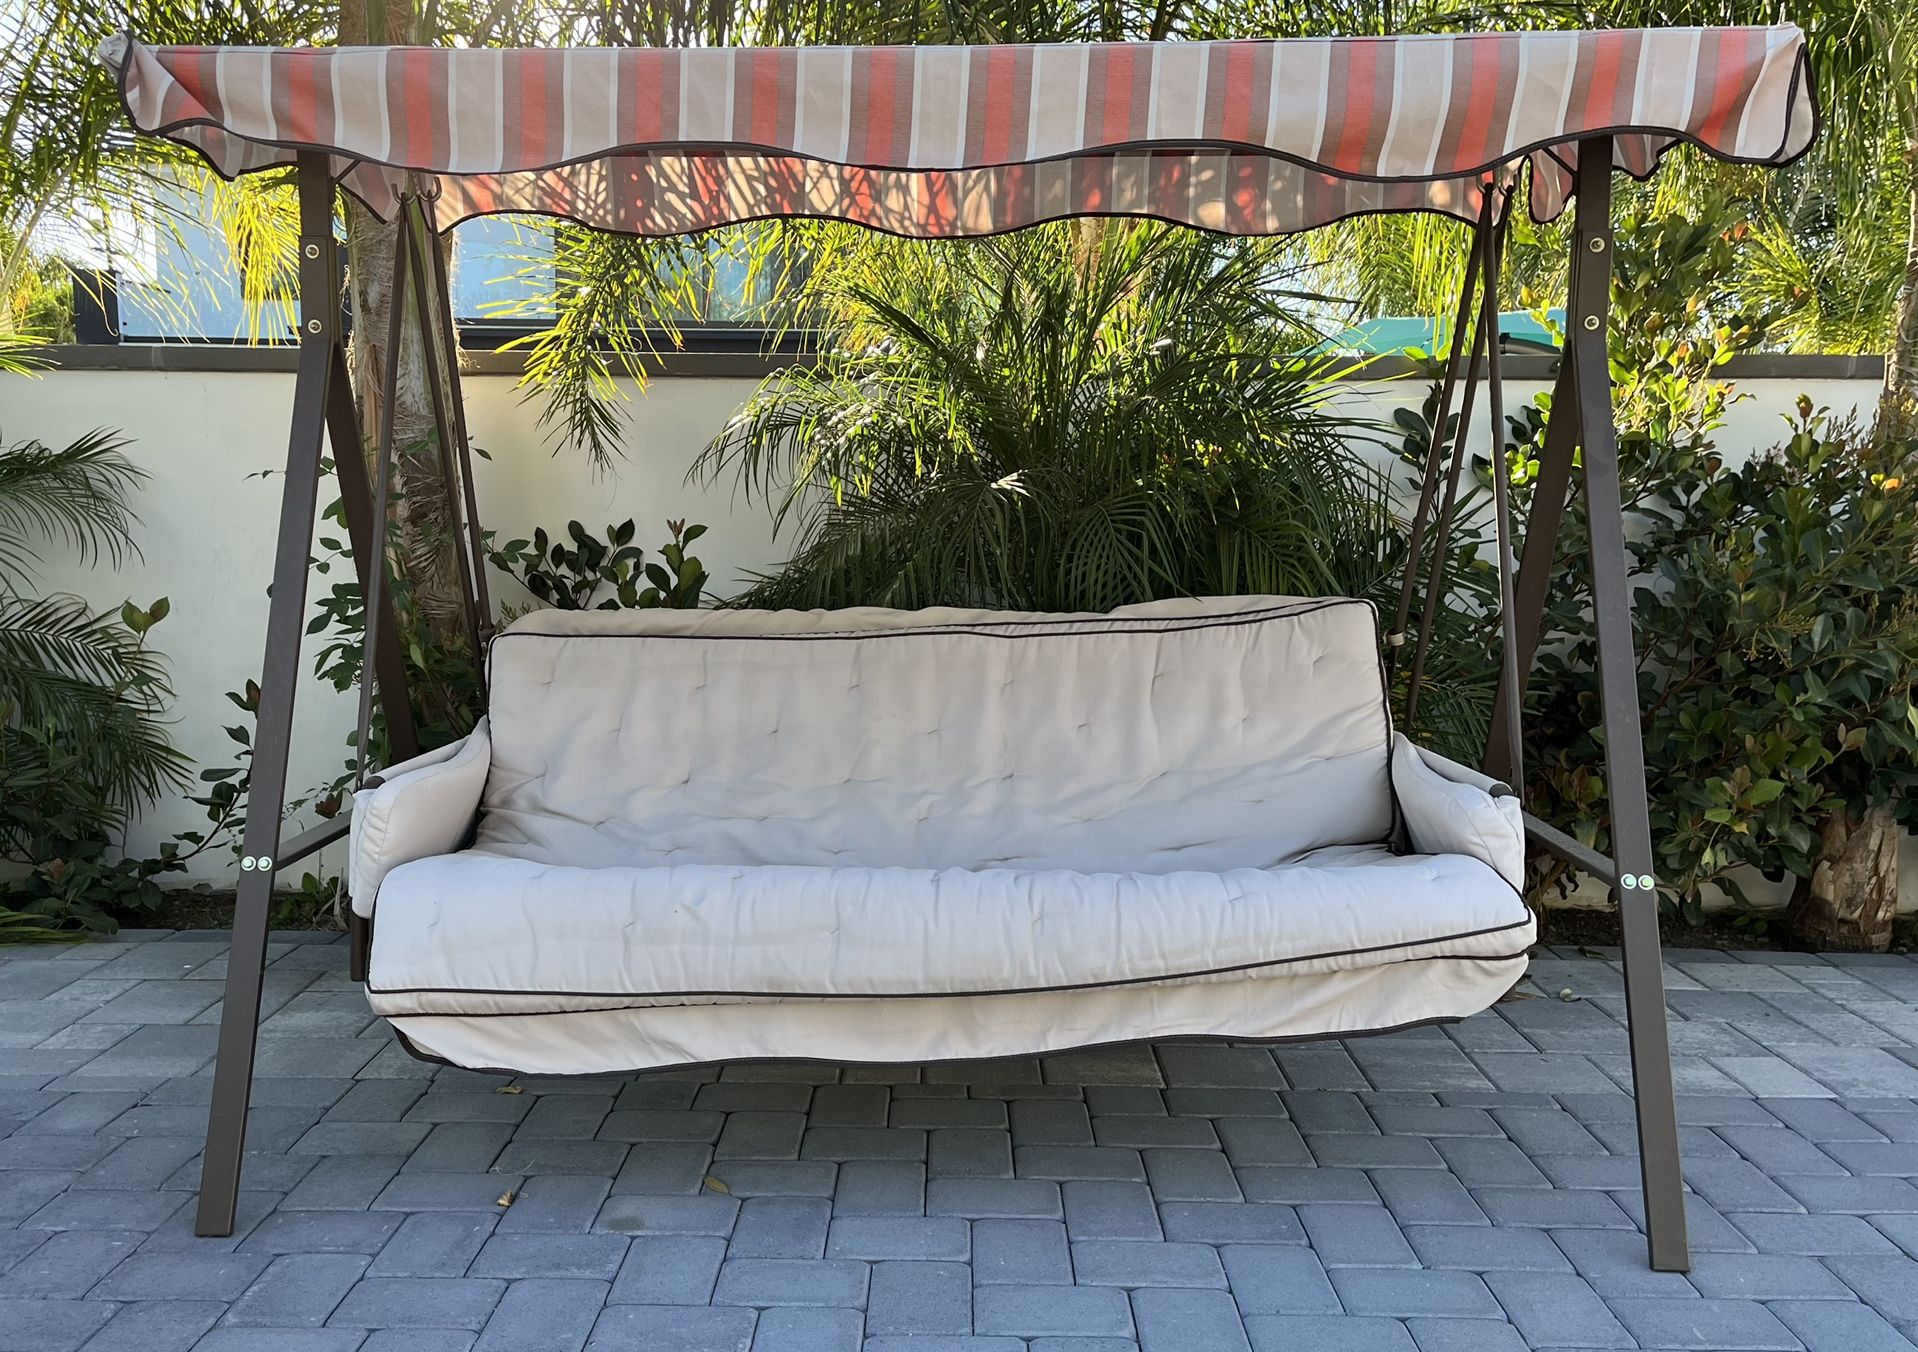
(1796, 0, 1916, 437)
(695, 222, 1397, 611)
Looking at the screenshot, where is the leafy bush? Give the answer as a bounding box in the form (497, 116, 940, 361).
(489, 518, 709, 613)
(308, 461, 485, 759)
(1526, 410, 1918, 921)
(1380, 379, 1507, 760)
(699, 223, 1395, 611)
(1, 719, 185, 933)
(1424, 199, 1918, 928)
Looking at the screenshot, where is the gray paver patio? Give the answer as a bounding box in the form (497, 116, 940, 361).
(2, 934, 1917, 1350)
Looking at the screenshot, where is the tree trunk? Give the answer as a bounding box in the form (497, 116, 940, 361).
(1877, 145, 1918, 444)
(338, 0, 470, 723)
(1787, 803, 1902, 953)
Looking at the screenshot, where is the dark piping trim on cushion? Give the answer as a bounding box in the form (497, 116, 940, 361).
(366, 924, 1536, 1008)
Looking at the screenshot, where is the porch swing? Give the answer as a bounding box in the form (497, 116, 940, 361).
(104, 27, 1817, 1266)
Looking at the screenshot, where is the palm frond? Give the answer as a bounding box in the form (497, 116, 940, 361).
(0, 908, 79, 944)
(491, 225, 722, 468)
(0, 593, 189, 809)
(0, 593, 166, 712)
(0, 330, 51, 376)
(0, 429, 145, 589)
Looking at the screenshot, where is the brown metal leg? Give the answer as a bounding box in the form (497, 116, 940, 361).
(1567, 139, 1689, 1272)
(1404, 192, 1498, 737)
(348, 910, 372, 984)
(1478, 189, 1525, 795)
(328, 343, 421, 765)
(196, 154, 338, 1237)
(1389, 228, 1484, 662)
(1484, 357, 1578, 784)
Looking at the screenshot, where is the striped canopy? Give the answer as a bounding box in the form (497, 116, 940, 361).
(103, 27, 1816, 239)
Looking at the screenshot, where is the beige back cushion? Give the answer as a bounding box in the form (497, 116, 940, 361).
(473, 596, 1394, 874)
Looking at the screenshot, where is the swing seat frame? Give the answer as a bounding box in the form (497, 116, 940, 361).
(97, 27, 1822, 1270)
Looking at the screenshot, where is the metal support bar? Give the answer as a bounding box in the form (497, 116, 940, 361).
(196, 153, 338, 1237)
(1404, 190, 1498, 736)
(276, 816, 351, 870)
(1485, 356, 1579, 783)
(1522, 811, 1617, 887)
(1480, 188, 1525, 797)
(1389, 225, 1485, 664)
(1568, 139, 1688, 1272)
(327, 344, 421, 765)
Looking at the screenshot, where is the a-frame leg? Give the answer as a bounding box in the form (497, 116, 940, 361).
(328, 344, 421, 768)
(197, 154, 339, 1237)
(1404, 194, 1498, 736)
(1388, 226, 1484, 659)
(1565, 139, 1689, 1272)
(1483, 356, 1576, 786)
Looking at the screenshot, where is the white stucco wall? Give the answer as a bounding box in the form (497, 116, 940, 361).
(1324, 376, 1877, 475)
(3, 360, 1908, 910)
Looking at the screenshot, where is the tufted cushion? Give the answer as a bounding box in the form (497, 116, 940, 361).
(472, 596, 1395, 875)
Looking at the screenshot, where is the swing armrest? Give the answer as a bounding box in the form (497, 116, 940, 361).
(1390, 734, 1526, 891)
(1521, 811, 1618, 889)
(348, 718, 492, 918)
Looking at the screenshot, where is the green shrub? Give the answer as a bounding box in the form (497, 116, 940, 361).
(489, 518, 709, 614)
(1424, 199, 1918, 926)
(1, 720, 185, 933)
(1527, 410, 1918, 922)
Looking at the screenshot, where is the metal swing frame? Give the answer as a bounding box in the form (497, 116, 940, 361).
(194, 138, 1691, 1272)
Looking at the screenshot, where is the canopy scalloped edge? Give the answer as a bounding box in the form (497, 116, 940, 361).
(101, 27, 1817, 239)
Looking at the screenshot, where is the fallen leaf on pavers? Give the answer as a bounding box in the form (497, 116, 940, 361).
(496, 1190, 516, 1208)
(1497, 989, 1540, 1003)
(496, 1085, 524, 1095)
(703, 1176, 732, 1195)
(1577, 947, 1609, 960)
